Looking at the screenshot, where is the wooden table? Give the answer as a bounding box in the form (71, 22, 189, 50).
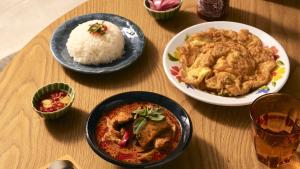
(0, 0, 300, 168)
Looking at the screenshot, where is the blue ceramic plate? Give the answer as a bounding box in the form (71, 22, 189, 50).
(50, 13, 145, 74)
(86, 91, 192, 168)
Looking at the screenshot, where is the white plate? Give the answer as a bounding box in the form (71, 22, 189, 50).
(163, 21, 290, 106)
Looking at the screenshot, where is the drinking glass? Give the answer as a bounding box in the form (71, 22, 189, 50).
(250, 93, 300, 168)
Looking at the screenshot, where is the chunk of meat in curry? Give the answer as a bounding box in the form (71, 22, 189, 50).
(137, 119, 175, 150)
(103, 111, 133, 144)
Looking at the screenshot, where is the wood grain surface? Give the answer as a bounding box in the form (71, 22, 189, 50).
(0, 0, 300, 168)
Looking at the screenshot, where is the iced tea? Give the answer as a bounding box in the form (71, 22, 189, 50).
(253, 112, 300, 168)
(250, 93, 300, 168)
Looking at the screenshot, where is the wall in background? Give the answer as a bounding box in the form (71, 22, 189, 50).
(0, 0, 86, 70)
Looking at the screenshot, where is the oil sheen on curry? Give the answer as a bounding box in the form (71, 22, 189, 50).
(96, 102, 182, 163)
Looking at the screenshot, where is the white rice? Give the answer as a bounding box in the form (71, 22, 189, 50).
(66, 20, 125, 65)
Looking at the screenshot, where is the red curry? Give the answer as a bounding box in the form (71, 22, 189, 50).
(96, 102, 181, 164)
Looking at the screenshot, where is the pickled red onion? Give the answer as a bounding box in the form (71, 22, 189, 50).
(147, 0, 180, 11)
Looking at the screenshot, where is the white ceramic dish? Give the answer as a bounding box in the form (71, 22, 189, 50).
(163, 21, 290, 106)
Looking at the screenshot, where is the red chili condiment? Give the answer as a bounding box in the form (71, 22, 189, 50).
(196, 0, 230, 20)
(38, 90, 70, 112)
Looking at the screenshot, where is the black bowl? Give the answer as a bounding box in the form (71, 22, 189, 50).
(86, 91, 192, 168)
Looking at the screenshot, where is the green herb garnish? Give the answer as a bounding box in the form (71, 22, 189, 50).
(185, 34, 190, 41)
(276, 60, 284, 66)
(133, 117, 147, 135)
(168, 52, 179, 61)
(88, 22, 108, 35)
(132, 106, 165, 135)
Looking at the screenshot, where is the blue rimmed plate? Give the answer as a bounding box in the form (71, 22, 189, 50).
(50, 13, 145, 74)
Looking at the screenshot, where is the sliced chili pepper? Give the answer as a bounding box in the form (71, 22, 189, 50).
(171, 66, 180, 72)
(119, 130, 130, 147)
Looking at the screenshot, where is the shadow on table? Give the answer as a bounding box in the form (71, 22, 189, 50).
(287, 56, 299, 74)
(264, 0, 300, 9)
(281, 57, 300, 98)
(186, 96, 251, 129)
(116, 135, 227, 169)
(160, 135, 227, 169)
(156, 10, 203, 33)
(226, 7, 299, 41)
(64, 37, 158, 89)
(45, 107, 88, 143)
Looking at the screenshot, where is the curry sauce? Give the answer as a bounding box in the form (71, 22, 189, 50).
(96, 102, 181, 164)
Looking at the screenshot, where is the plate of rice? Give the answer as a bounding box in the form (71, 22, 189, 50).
(50, 13, 145, 74)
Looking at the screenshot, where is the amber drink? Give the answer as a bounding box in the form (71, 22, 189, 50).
(250, 93, 300, 168)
